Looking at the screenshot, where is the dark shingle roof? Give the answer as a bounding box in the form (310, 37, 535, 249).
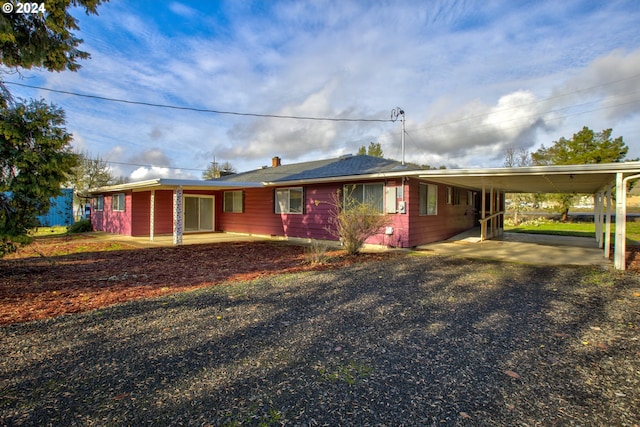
(216, 155, 417, 183)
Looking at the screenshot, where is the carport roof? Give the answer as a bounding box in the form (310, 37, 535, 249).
(410, 162, 640, 194)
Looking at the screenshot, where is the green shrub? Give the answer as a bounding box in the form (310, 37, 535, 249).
(68, 219, 92, 234)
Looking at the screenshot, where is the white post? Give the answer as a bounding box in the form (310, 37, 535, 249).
(604, 185, 612, 259)
(614, 173, 626, 270)
(594, 192, 603, 248)
(150, 190, 155, 242)
(481, 185, 486, 241)
(401, 111, 406, 165)
(489, 187, 496, 239)
(173, 186, 183, 245)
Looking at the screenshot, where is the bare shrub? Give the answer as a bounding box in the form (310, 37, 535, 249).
(305, 240, 330, 265)
(327, 187, 390, 255)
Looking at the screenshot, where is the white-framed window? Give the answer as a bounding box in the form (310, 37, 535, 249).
(446, 187, 460, 205)
(275, 187, 303, 214)
(223, 191, 243, 213)
(344, 183, 384, 213)
(419, 183, 438, 216)
(467, 191, 474, 206)
(112, 193, 125, 212)
(93, 195, 104, 211)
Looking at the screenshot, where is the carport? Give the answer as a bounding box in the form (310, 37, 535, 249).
(411, 162, 640, 270)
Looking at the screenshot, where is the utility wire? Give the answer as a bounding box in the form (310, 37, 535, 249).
(3, 81, 394, 123)
(105, 160, 206, 172)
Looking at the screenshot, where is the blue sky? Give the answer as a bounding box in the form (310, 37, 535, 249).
(6, 0, 640, 180)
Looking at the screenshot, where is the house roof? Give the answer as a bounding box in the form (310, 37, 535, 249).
(87, 154, 640, 196)
(215, 155, 416, 183)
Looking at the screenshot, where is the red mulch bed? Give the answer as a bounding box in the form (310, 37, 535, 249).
(625, 245, 640, 271)
(0, 236, 394, 325)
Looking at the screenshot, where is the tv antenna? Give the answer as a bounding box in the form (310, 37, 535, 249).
(391, 107, 406, 165)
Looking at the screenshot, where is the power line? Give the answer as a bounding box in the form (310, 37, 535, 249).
(3, 81, 394, 123)
(104, 160, 206, 172)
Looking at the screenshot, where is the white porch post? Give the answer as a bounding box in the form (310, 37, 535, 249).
(498, 191, 504, 237)
(173, 186, 183, 245)
(594, 192, 603, 248)
(604, 185, 612, 259)
(614, 173, 626, 270)
(490, 187, 495, 239)
(481, 185, 486, 241)
(149, 190, 155, 242)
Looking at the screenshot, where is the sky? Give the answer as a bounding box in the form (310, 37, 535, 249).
(5, 0, 640, 180)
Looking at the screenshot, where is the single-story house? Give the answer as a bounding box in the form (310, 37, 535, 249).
(88, 155, 482, 248)
(88, 154, 640, 269)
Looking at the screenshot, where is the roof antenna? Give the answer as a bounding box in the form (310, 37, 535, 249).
(391, 107, 405, 165)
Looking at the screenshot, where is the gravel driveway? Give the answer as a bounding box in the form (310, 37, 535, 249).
(1, 254, 639, 426)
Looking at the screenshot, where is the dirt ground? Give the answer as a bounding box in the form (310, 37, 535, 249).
(0, 236, 393, 324)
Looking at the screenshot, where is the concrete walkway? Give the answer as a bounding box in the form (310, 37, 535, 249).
(416, 230, 611, 267)
(91, 232, 270, 248)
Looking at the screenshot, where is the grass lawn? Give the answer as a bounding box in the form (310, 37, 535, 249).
(505, 219, 640, 243)
(30, 225, 70, 237)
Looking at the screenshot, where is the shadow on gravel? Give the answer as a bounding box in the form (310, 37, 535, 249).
(1, 255, 639, 426)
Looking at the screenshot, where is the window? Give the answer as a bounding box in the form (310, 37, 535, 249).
(275, 187, 303, 214)
(223, 191, 243, 213)
(446, 187, 460, 205)
(93, 195, 104, 211)
(112, 193, 125, 212)
(467, 191, 474, 206)
(419, 183, 438, 216)
(344, 183, 384, 213)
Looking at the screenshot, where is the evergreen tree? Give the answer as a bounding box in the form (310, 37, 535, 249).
(0, 100, 78, 247)
(532, 127, 629, 220)
(357, 142, 383, 157)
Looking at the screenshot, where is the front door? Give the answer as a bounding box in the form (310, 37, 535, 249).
(183, 196, 214, 232)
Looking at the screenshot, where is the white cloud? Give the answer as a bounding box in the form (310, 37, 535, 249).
(169, 2, 198, 19)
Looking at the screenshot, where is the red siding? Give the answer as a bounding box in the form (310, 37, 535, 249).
(91, 179, 478, 248)
(407, 179, 476, 247)
(219, 182, 411, 246)
(153, 190, 174, 234)
(131, 192, 150, 236)
(91, 192, 133, 235)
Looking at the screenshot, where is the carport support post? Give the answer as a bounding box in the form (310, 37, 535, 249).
(614, 173, 626, 270)
(481, 186, 486, 240)
(150, 190, 155, 242)
(594, 192, 603, 249)
(173, 186, 183, 245)
(604, 185, 612, 259)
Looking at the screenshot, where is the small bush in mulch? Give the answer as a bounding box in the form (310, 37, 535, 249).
(67, 219, 92, 234)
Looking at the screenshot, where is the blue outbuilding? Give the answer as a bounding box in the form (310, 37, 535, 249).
(36, 188, 74, 227)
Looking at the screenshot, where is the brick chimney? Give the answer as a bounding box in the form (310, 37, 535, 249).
(272, 156, 281, 167)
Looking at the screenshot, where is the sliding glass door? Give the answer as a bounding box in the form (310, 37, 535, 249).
(183, 196, 214, 232)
